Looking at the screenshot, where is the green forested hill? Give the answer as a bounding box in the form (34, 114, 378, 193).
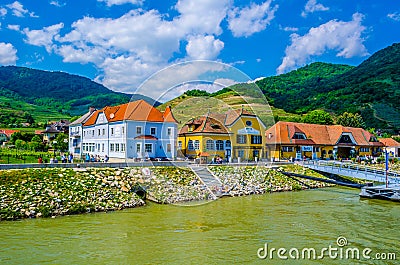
(0, 66, 158, 126)
(256, 43, 400, 130)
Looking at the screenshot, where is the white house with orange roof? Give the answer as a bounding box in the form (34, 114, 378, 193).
(69, 100, 178, 161)
(379, 138, 400, 157)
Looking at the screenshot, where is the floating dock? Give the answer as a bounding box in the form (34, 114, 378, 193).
(359, 184, 400, 201)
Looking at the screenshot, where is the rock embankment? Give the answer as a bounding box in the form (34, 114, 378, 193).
(208, 165, 332, 196)
(0, 166, 210, 221)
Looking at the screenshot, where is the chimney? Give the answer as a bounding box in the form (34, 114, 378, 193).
(89, 106, 96, 113)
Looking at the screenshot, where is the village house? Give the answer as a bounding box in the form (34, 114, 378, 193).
(178, 108, 266, 162)
(378, 138, 400, 157)
(41, 120, 70, 144)
(69, 100, 177, 161)
(265, 121, 384, 161)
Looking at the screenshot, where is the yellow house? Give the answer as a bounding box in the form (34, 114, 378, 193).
(265, 121, 384, 161)
(178, 108, 266, 161)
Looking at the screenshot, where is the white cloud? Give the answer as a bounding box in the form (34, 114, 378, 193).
(228, 0, 278, 37)
(6, 1, 36, 18)
(97, 0, 143, 6)
(23, 23, 64, 52)
(21, 0, 258, 93)
(186, 35, 224, 60)
(301, 0, 329, 17)
(277, 13, 368, 74)
(0, 42, 17, 65)
(0, 7, 7, 17)
(7, 24, 20, 31)
(256, 58, 262, 62)
(174, 0, 231, 36)
(50, 1, 66, 7)
(388, 12, 400, 22)
(281, 25, 298, 32)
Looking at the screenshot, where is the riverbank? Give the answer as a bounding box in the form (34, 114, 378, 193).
(209, 164, 334, 196)
(1, 165, 334, 221)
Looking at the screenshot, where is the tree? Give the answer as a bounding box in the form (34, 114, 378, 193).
(29, 135, 45, 151)
(336, 112, 365, 128)
(53, 133, 69, 151)
(302, 110, 334, 125)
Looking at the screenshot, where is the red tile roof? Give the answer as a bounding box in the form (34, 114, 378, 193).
(179, 108, 257, 135)
(0, 129, 19, 138)
(83, 100, 177, 126)
(179, 116, 229, 135)
(379, 138, 400, 147)
(265, 121, 383, 147)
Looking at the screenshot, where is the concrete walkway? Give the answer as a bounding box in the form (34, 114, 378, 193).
(189, 165, 223, 198)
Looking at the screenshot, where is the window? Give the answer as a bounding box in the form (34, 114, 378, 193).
(238, 150, 244, 158)
(145, 144, 152, 153)
(150, 127, 156, 135)
(293, 133, 306, 139)
(237, 135, 247, 144)
(167, 144, 171, 152)
(251, 135, 262, 144)
(102, 143, 104, 152)
(122, 126, 125, 134)
(92, 130, 94, 136)
(313, 147, 320, 152)
(206, 140, 214, 150)
(338, 134, 353, 144)
(246, 120, 252, 126)
(136, 143, 141, 153)
(216, 140, 224, 150)
(359, 147, 370, 152)
(102, 128, 105, 135)
(98, 129, 100, 136)
(110, 143, 115, 152)
(136, 126, 142, 135)
(167, 127, 173, 136)
(282, 146, 293, 152)
(178, 141, 182, 150)
(115, 143, 120, 152)
(194, 140, 200, 150)
(111, 128, 114, 135)
(121, 144, 125, 152)
(225, 140, 231, 148)
(188, 140, 194, 150)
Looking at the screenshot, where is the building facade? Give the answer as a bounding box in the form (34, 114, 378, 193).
(178, 108, 266, 161)
(379, 138, 400, 157)
(69, 100, 177, 161)
(265, 121, 384, 160)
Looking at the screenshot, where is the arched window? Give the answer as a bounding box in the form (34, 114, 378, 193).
(194, 140, 200, 150)
(216, 140, 224, 150)
(225, 140, 231, 148)
(188, 140, 194, 150)
(206, 140, 214, 150)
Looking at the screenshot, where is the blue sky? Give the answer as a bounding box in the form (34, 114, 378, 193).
(0, 0, 399, 100)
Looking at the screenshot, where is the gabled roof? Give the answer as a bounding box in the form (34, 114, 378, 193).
(265, 121, 384, 147)
(70, 109, 97, 126)
(179, 116, 229, 135)
(379, 138, 400, 147)
(83, 100, 177, 126)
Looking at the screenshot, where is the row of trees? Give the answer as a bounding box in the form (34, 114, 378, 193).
(8, 132, 69, 152)
(301, 110, 365, 128)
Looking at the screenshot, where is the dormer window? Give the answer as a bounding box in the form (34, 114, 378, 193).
(211, 124, 221, 129)
(369, 136, 378, 142)
(293, 133, 306, 139)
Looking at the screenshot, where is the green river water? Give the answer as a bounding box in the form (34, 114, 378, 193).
(0, 187, 399, 264)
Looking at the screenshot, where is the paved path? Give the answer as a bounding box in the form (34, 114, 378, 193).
(189, 165, 223, 198)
